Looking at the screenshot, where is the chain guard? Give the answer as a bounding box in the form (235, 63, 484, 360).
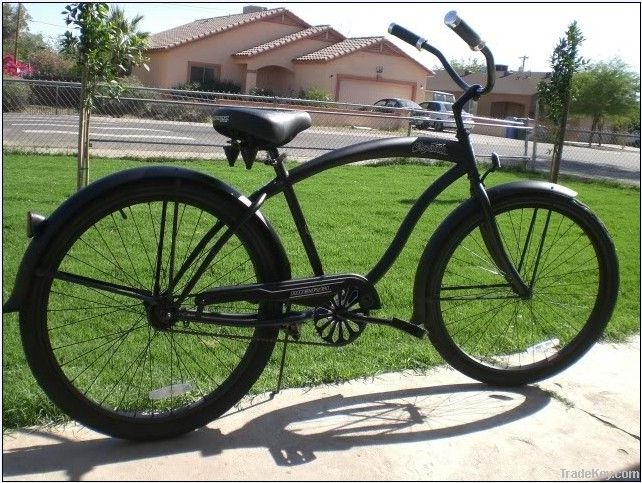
(313, 286, 366, 346)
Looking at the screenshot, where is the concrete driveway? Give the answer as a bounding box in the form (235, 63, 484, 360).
(3, 336, 640, 481)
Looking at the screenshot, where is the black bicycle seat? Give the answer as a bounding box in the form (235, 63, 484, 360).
(212, 107, 311, 148)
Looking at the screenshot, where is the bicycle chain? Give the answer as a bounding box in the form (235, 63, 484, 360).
(169, 325, 333, 347)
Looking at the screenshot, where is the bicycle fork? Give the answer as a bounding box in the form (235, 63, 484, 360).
(472, 181, 531, 299)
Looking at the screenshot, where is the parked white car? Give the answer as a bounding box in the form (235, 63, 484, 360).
(418, 101, 475, 132)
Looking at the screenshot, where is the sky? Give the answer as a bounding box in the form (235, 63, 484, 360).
(20, 2, 642, 74)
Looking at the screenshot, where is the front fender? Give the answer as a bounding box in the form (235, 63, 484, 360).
(3, 166, 291, 313)
(411, 180, 577, 324)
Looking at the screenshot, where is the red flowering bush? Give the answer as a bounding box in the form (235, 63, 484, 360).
(3, 54, 34, 77)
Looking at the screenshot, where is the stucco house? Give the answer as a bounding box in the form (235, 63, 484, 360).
(427, 66, 550, 118)
(134, 6, 432, 104)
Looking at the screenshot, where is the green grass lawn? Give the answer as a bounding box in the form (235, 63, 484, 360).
(2, 153, 640, 428)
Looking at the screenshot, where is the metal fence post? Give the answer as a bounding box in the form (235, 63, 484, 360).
(522, 118, 529, 167)
(55, 85, 60, 115)
(530, 98, 540, 170)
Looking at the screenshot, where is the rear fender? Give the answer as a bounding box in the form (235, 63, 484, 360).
(3, 166, 291, 313)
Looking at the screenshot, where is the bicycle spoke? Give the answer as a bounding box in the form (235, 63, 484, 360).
(436, 200, 608, 373)
(54, 271, 153, 302)
(38, 186, 283, 432)
(153, 201, 168, 296)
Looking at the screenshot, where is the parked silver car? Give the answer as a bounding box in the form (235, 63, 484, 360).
(418, 101, 475, 132)
(371, 98, 432, 128)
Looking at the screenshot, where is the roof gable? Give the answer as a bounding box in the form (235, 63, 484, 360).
(293, 37, 432, 75)
(293, 37, 382, 62)
(233, 26, 345, 58)
(147, 8, 310, 51)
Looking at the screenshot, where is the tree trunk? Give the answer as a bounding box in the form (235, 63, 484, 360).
(549, 94, 571, 183)
(588, 116, 599, 147)
(77, 69, 91, 190)
(77, 70, 87, 191)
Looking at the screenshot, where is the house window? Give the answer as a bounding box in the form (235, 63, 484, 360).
(188, 62, 220, 84)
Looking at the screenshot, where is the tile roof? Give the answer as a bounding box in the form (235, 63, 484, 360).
(147, 8, 309, 51)
(233, 25, 343, 57)
(293, 37, 383, 62)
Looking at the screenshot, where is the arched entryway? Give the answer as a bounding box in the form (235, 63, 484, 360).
(256, 65, 295, 97)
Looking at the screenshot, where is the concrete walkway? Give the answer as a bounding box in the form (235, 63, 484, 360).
(3, 336, 640, 481)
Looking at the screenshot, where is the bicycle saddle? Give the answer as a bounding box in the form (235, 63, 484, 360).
(212, 107, 311, 148)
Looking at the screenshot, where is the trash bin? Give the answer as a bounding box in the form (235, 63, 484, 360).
(515, 118, 529, 140)
(505, 117, 518, 139)
(505, 117, 528, 139)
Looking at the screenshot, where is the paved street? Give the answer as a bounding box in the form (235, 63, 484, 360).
(3, 113, 639, 184)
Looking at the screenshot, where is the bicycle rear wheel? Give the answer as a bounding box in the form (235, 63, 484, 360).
(422, 192, 618, 386)
(20, 178, 284, 440)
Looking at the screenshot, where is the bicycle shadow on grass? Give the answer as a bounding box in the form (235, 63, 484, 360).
(2, 382, 550, 480)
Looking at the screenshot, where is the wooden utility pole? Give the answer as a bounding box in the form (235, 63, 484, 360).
(13, 3, 22, 60)
(518, 55, 529, 71)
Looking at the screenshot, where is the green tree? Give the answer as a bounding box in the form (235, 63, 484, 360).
(2, 3, 48, 60)
(537, 21, 586, 182)
(2, 3, 30, 45)
(62, 3, 148, 189)
(571, 58, 640, 145)
(27, 48, 75, 76)
(449, 57, 486, 75)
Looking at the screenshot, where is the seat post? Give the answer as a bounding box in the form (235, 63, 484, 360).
(270, 149, 324, 276)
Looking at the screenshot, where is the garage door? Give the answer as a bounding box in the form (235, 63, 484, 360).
(337, 78, 413, 104)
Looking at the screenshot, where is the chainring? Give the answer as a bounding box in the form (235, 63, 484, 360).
(313, 286, 366, 346)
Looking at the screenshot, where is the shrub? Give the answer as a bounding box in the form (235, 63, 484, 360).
(93, 76, 159, 117)
(27, 79, 81, 108)
(302, 87, 332, 102)
(2, 54, 33, 77)
(171, 79, 242, 98)
(144, 103, 210, 123)
(249, 87, 274, 97)
(27, 50, 75, 77)
(2, 77, 30, 112)
(202, 78, 242, 94)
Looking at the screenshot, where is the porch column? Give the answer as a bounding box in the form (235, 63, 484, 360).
(245, 70, 257, 93)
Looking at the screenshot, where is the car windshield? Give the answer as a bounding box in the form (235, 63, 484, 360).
(442, 102, 454, 111)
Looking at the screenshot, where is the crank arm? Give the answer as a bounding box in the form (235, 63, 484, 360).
(347, 313, 426, 339)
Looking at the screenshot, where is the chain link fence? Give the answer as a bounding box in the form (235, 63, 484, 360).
(3, 78, 640, 184)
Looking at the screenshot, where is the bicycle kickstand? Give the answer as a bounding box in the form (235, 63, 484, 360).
(271, 332, 290, 398)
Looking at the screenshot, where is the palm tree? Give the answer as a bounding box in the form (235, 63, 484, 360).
(108, 6, 149, 77)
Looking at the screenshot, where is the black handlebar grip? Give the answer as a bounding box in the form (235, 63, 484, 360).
(388, 23, 425, 50)
(444, 11, 485, 51)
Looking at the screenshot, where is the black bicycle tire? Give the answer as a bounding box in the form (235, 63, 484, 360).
(20, 179, 284, 440)
(422, 192, 618, 386)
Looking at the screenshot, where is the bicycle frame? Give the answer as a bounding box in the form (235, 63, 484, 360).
(169, 89, 530, 322)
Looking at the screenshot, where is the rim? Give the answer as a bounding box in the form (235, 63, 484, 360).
(39, 194, 270, 420)
(435, 201, 602, 371)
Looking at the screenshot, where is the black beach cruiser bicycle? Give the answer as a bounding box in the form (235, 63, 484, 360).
(4, 12, 619, 440)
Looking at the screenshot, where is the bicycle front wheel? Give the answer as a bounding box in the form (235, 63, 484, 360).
(20, 178, 284, 440)
(423, 192, 618, 386)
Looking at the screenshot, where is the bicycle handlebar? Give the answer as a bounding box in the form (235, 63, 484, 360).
(388, 23, 426, 50)
(388, 11, 495, 97)
(444, 11, 485, 51)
